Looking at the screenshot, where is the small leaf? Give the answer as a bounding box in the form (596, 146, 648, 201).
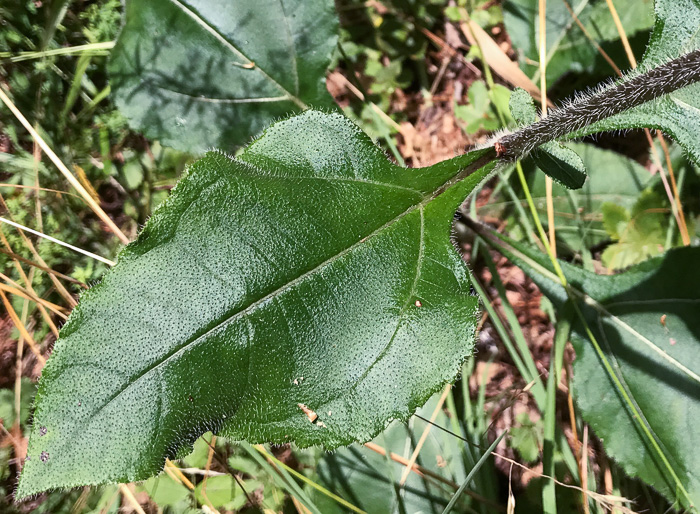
(509, 413, 541, 464)
(601, 203, 630, 240)
(108, 0, 338, 153)
(601, 190, 673, 270)
(478, 227, 700, 509)
(17, 111, 496, 497)
(509, 87, 537, 126)
(530, 142, 587, 189)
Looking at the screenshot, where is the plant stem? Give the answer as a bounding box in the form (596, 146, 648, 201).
(496, 49, 700, 159)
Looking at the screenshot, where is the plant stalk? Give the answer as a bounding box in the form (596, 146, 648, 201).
(496, 49, 700, 159)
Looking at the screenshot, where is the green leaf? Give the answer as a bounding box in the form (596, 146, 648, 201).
(509, 413, 541, 464)
(194, 476, 261, 509)
(108, 0, 338, 154)
(455, 80, 500, 134)
(477, 226, 700, 509)
(504, 0, 654, 85)
(17, 111, 496, 498)
(312, 393, 476, 514)
(531, 141, 586, 189)
(601, 202, 630, 240)
(601, 190, 674, 270)
(137, 475, 191, 507)
(572, 0, 700, 164)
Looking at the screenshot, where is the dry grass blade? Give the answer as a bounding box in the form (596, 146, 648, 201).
(459, 12, 551, 107)
(0, 280, 68, 319)
(0, 247, 87, 288)
(0, 216, 115, 267)
(491, 453, 636, 514)
(600, 0, 690, 246)
(164, 459, 195, 489)
(581, 425, 590, 514)
(603, 0, 637, 67)
(118, 484, 146, 514)
(0, 85, 129, 245)
(398, 385, 451, 486)
(0, 289, 46, 365)
(0, 198, 77, 308)
(562, 0, 621, 75)
(292, 496, 313, 514)
(0, 218, 66, 332)
(0, 183, 83, 200)
(363, 441, 505, 511)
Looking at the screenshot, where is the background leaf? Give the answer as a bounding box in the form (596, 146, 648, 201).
(17, 111, 495, 497)
(477, 226, 700, 508)
(311, 393, 475, 514)
(108, 0, 339, 153)
(480, 143, 654, 256)
(571, 0, 700, 165)
(503, 0, 654, 87)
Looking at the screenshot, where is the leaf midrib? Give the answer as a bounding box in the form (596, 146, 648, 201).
(498, 238, 700, 386)
(167, 0, 306, 108)
(78, 159, 483, 430)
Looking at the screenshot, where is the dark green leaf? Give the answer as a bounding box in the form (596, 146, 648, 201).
(108, 0, 338, 153)
(17, 111, 496, 497)
(531, 142, 586, 189)
(476, 226, 700, 508)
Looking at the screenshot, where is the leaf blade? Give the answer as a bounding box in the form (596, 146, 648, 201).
(17, 111, 495, 498)
(108, 0, 339, 153)
(475, 225, 700, 508)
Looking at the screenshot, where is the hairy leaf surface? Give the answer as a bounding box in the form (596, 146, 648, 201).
(17, 111, 495, 497)
(479, 227, 700, 508)
(108, 0, 338, 153)
(572, 0, 700, 164)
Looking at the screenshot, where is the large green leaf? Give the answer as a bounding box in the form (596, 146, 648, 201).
(475, 225, 700, 509)
(108, 0, 338, 153)
(16, 111, 496, 498)
(572, 0, 700, 164)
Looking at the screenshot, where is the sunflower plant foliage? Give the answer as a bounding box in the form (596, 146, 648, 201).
(14, 0, 700, 510)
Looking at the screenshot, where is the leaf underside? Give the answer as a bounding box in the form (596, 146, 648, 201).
(108, 0, 338, 153)
(17, 111, 494, 498)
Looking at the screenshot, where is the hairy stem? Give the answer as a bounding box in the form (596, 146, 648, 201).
(496, 49, 700, 159)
